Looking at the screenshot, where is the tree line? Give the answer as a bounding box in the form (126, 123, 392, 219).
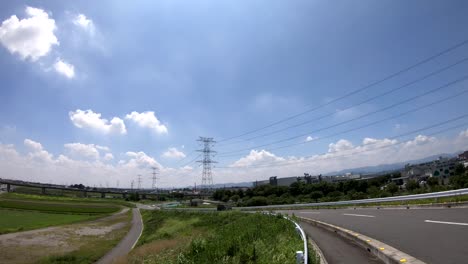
(212, 164, 468, 207)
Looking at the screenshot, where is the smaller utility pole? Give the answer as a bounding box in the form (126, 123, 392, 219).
(131, 180, 134, 190)
(150, 167, 160, 191)
(137, 174, 142, 190)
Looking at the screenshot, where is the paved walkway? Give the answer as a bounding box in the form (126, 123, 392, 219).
(96, 208, 143, 264)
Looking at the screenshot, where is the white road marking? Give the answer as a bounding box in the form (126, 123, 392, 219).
(424, 220, 468, 226)
(343, 213, 375, 218)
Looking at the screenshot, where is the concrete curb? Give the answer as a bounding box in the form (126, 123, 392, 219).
(297, 216, 426, 264)
(308, 237, 328, 264)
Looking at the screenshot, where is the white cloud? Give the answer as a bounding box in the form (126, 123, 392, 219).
(125, 151, 161, 168)
(64, 143, 100, 160)
(460, 129, 468, 138)
(69, 109, 127, 135)
(125, 111, 168, 134)
(404, 135, 435, 147)
(23, 139, 53, 162)
(0, 6, 58, 61)
(53, 58, 75, 78)
(103, 153, 114, 161)
(2, 131, 468, 188)
(231, 149, 285, 167)
(305, 136, 317, 142)
(162, 147, 186, 159)
(328, 139, 354, 153)
(24, 138, 43, 152)
(73, 14, 94, 34)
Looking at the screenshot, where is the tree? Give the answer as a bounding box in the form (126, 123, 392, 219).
(386, 182, 398, 196)
(455, 163, 466, 176)
(406, 180, 419, 192)
(310, 191, 323, 202)
(427, 177, 439, 187)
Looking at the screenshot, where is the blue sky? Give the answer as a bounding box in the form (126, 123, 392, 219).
(1, 1, 468, 187)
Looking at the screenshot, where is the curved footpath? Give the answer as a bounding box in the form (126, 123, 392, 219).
(96, 208, 143, 264)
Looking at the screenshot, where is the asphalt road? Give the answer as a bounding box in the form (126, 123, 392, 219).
(280, 208, 468, 264)
(97, 208, 143, 264)
(300, 220, 382, 264)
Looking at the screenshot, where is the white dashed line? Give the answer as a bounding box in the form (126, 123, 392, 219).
(424, 220, 468, 226)
(343, 213, 375, 218)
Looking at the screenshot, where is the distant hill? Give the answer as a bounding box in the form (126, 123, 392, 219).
(324, 152, 458, 176)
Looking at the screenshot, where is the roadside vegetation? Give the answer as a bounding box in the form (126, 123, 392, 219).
(212, 164, 468, 207)
(0, 192, 127, 234)
(127, 210, 311, 264)
(0, 208, 97, 234)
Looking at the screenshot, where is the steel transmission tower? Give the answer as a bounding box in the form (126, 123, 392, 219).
(150, 167, 159, 191)
(137, 174, 142, 189)
(196, 137, 217, 191)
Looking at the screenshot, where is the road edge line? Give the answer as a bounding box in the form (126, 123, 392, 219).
(297, 216, 426, 264)
(131, 208, 143, 250)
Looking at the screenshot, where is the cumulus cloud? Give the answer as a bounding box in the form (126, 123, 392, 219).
(306, 136, 318, 142)
(64, 143, 101, 160)
(162, 147, 186, 159)
(103, 153, 114, 161)
(23, 138, 53, 162)
(0, 6, 58, 61)
(230, 149, 285, 167)
(72, 14, 94, 33)
(125, 111, 168, 134)
(69, 109, 127, 135)
(459, 129, 468, 138)
(328, 139, 354, 153)
(2, 130, 468, 188)
(53, 58, 75, 78)
(24, 138, 43, 152)
(125, 151, 162, 168)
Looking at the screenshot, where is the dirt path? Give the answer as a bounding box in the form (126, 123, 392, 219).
(0, 208, 131, 263)
(96, 208, 143, 264)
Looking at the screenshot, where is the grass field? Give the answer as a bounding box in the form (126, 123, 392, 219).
(0, 208, 99, 234)
(0, 199, 120, 214)
(0, 192, 127, 234)
(127, 210, 312, 264)
(2, 192, 136, 208)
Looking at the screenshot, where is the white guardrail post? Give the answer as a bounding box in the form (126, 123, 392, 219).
(264, 212, 308, 264)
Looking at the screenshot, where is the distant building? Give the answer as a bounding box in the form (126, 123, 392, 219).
(253, 173, 321, 187)
(459, 150, 468, 161)
(401, 157, 459, 184)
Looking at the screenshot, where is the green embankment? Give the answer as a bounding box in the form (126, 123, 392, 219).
(0, 209, 98, 234)
(0, 193, 131, 234)
(2, 192, 136, 208)
(0, 199, 120, 214)
(129, 210, 313, 264)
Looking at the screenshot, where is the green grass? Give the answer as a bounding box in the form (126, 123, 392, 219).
(1, 192, 136, 208)
(38, 209, 133, 264)
(130, 210, 311, 264)
(0, 199, 120, 214)
(0, 208, 99, 234)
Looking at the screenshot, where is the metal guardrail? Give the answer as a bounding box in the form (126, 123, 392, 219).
(263, 212, 308, 264)
(239, 188, 468, 210)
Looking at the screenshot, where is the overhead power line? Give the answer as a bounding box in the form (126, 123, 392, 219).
(218, 74, 468, 157)
(217, 113, 468, 169)
(218, 38, 468, 143)
(219, 87, 468, 157)
(218, 56, 468, 146)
